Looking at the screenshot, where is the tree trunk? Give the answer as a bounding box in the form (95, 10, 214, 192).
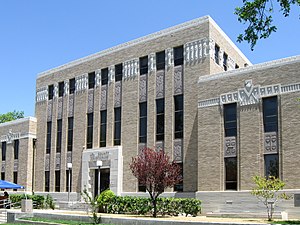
(152, 198, 157, 218)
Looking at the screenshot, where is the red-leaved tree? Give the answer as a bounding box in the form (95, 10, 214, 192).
(130, 147, 182, 217)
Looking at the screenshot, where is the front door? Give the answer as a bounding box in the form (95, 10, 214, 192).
(94, 168, 110, 196)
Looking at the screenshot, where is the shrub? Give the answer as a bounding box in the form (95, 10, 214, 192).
(9, 194, 54, 209)
(97, 189, 115, 213)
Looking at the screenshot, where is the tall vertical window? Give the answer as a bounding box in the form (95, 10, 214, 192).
(55, 170, 60, 192)
(139, 102, 147, 143)
(174, 95, 183, 139)
(86, 113, 93, 149)
(223, 52, 228, 71)
(139, 56, 148, 75)
(58, 81, 64, 97)
(263, 96, 279, 178)
(45, 171, 50, 192)
(13, 172, 18, 191)
(156, 51, 165, 70)
(263, 97, 278, 132)
(101, 68, 108, 85)
(48, 84, 54, 100)
(215, 44, 220, 64)
(1, 142, 6, 161)
(114, 107, 121, 146)
(224, 103, 237, 137)
(69, 78, 75, 94)
(56, 119, 62, 152)
(88, 72, 95, 89)
(67, 117, 74, 152)
(174, 46, 184, 66)
(224, 103, 237, 190)
(66, 169, 72, 192)
(46, 122, 52, 154)
(100, 110, 107, 147)
(156, 99, 165, 141)
(14, 139, 19, 160)
(1, 172, 4, 180)
(115, 64, 123, 82)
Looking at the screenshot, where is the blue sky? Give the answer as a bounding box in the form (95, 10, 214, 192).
(0, 0, 299, 116)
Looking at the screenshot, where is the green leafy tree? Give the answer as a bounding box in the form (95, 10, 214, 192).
(0, 110, 24, 123)
(81, 189, 101, 224)
(251, 175, 292, 221)
(235, 0, 300, 50)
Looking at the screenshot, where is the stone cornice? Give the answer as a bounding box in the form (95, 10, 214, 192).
(198, 55, 300, 84)
(37, 16, 226, 78)
(0, 117, 37, 128)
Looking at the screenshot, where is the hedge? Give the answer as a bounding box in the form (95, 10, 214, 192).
(9, 194, 55, 209)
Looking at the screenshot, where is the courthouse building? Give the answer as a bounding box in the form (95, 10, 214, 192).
(2, 15, 300, 216)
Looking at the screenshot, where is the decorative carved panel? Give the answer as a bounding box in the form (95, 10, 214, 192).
(1, 162, 5, 172)
(14, 160, 18, 171)
(123, 59, 139, 79)
(0, 130, 20, 143)
(36, 86, 48, 103)
(114, 81, 122, 108)
(75, 74, 88, 93)
(45, 154, 50, 171)
(95, 69, 101, 87)
(184, 38, 214, 65)
(47, 100, 53, 121)
(174, 139, 183, 163)
(55, 153, 61, 170)
(68, 94, 74, 117)
(224, 136, 237, 158)
(139, 75, 147, 102)
(138, 143, 146, 154)
(264, 132, 278, 154)
(88, 89, 94, 113)
(156, 70, 165, 99)
(57, 97, 63, 119)
(67, 152, 72, 163)
(100, 85, 107, 110)
(174, 65, 183, 95)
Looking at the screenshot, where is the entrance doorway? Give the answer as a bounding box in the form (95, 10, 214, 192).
(94, 168, 110, 196)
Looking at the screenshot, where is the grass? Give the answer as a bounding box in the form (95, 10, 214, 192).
(271, 221, 300, 224)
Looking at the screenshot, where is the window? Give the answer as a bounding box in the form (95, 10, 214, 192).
(67, 117, 73, 152)
(174, 95, 183, 139)
(263, 96, 278, 132)
(88, 72, 95, 89)
(66, 169, 72, 192)
(58, 81, 64, 97)
(139, 102, 147, 143)
(139, 56, 148, 75)
(46, 122, 52, 154)
(215, 44, 220, 64)
(114, 107, 121, 146)
(174, 46, 184, 66)
(115, 64, 123, 82)
(265, 154, 279, 178)
(45, 171, 50, 192)
(138, 181, 146, 192)
(55, 170, 60, 192)
(156, 51, 165, 70)
(223, 52, 228, 71)
(224, 103, 237, 137)
(48, 84, 54, 100)
(56, 119, 62, 152)
(235, 64, 239, 69)
(156, 99, 165, 141)
(225, 157, 237, 190)
(1, 172, 4, 180)
(86, 113, 93, 149)
(101, 68, 108, 85)
(13, 172, 18, 191)
(100, 110, 107, 147)
(174, 163, 183, 192)
(69, 78, 75, 94)
(1, 142, 6, 161)
(14, 139, 19, 160)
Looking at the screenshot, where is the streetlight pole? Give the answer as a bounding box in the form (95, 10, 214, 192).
(96, 160, 102, 196)
(67, 163, 72, 203)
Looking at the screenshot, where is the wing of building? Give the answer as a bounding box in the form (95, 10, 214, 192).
(1, 15, 300, 217)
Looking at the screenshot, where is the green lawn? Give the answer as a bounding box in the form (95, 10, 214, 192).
(271, 221, 300, 224)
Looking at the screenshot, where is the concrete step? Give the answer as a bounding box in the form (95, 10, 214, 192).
(0, 211, 7, 224)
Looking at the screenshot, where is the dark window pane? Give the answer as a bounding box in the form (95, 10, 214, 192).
(114, 107, 121, 146)
(14, 140, 19, 160)
(88, 72, 95, 89)
(69, 78, 75, 94)
(46, 122, 52, 154)
(58, 82, 64, 97)
(139, 102, 147, 143)
(48, 85, 54, 100)
(13, 172, 18, 191)
(139, 56, 148, 75)
(225, 157, 237, 190)
(1, 142, 6, 161)
(175, 111, 183, 139)
(101, 68, 108, 85)
(265, 154, 279, 178)
(87, 113, 93, 149)
(215, 45, 220, 64)
(223, 52, 228, 71)
(156, 51, 165, 70)
(138, 181, 146, 192)
(100, 110, 107, 147)
(156, 99, 164, 114)
(224, 103, 237, 137)
(55, 171, 60, 192)
(139, 102, 147, 117)
(156, 99, 165, 141)
(174, 95, 183, 111)
(45, 171, 50, 192)
(263, 97, 278, 132)
(1, 172, 5, 180)
(115, 64, 123, 82)
(67, 117, 73, 151)
(174, 46, 183, 66)
(56, 119, 62, 152)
